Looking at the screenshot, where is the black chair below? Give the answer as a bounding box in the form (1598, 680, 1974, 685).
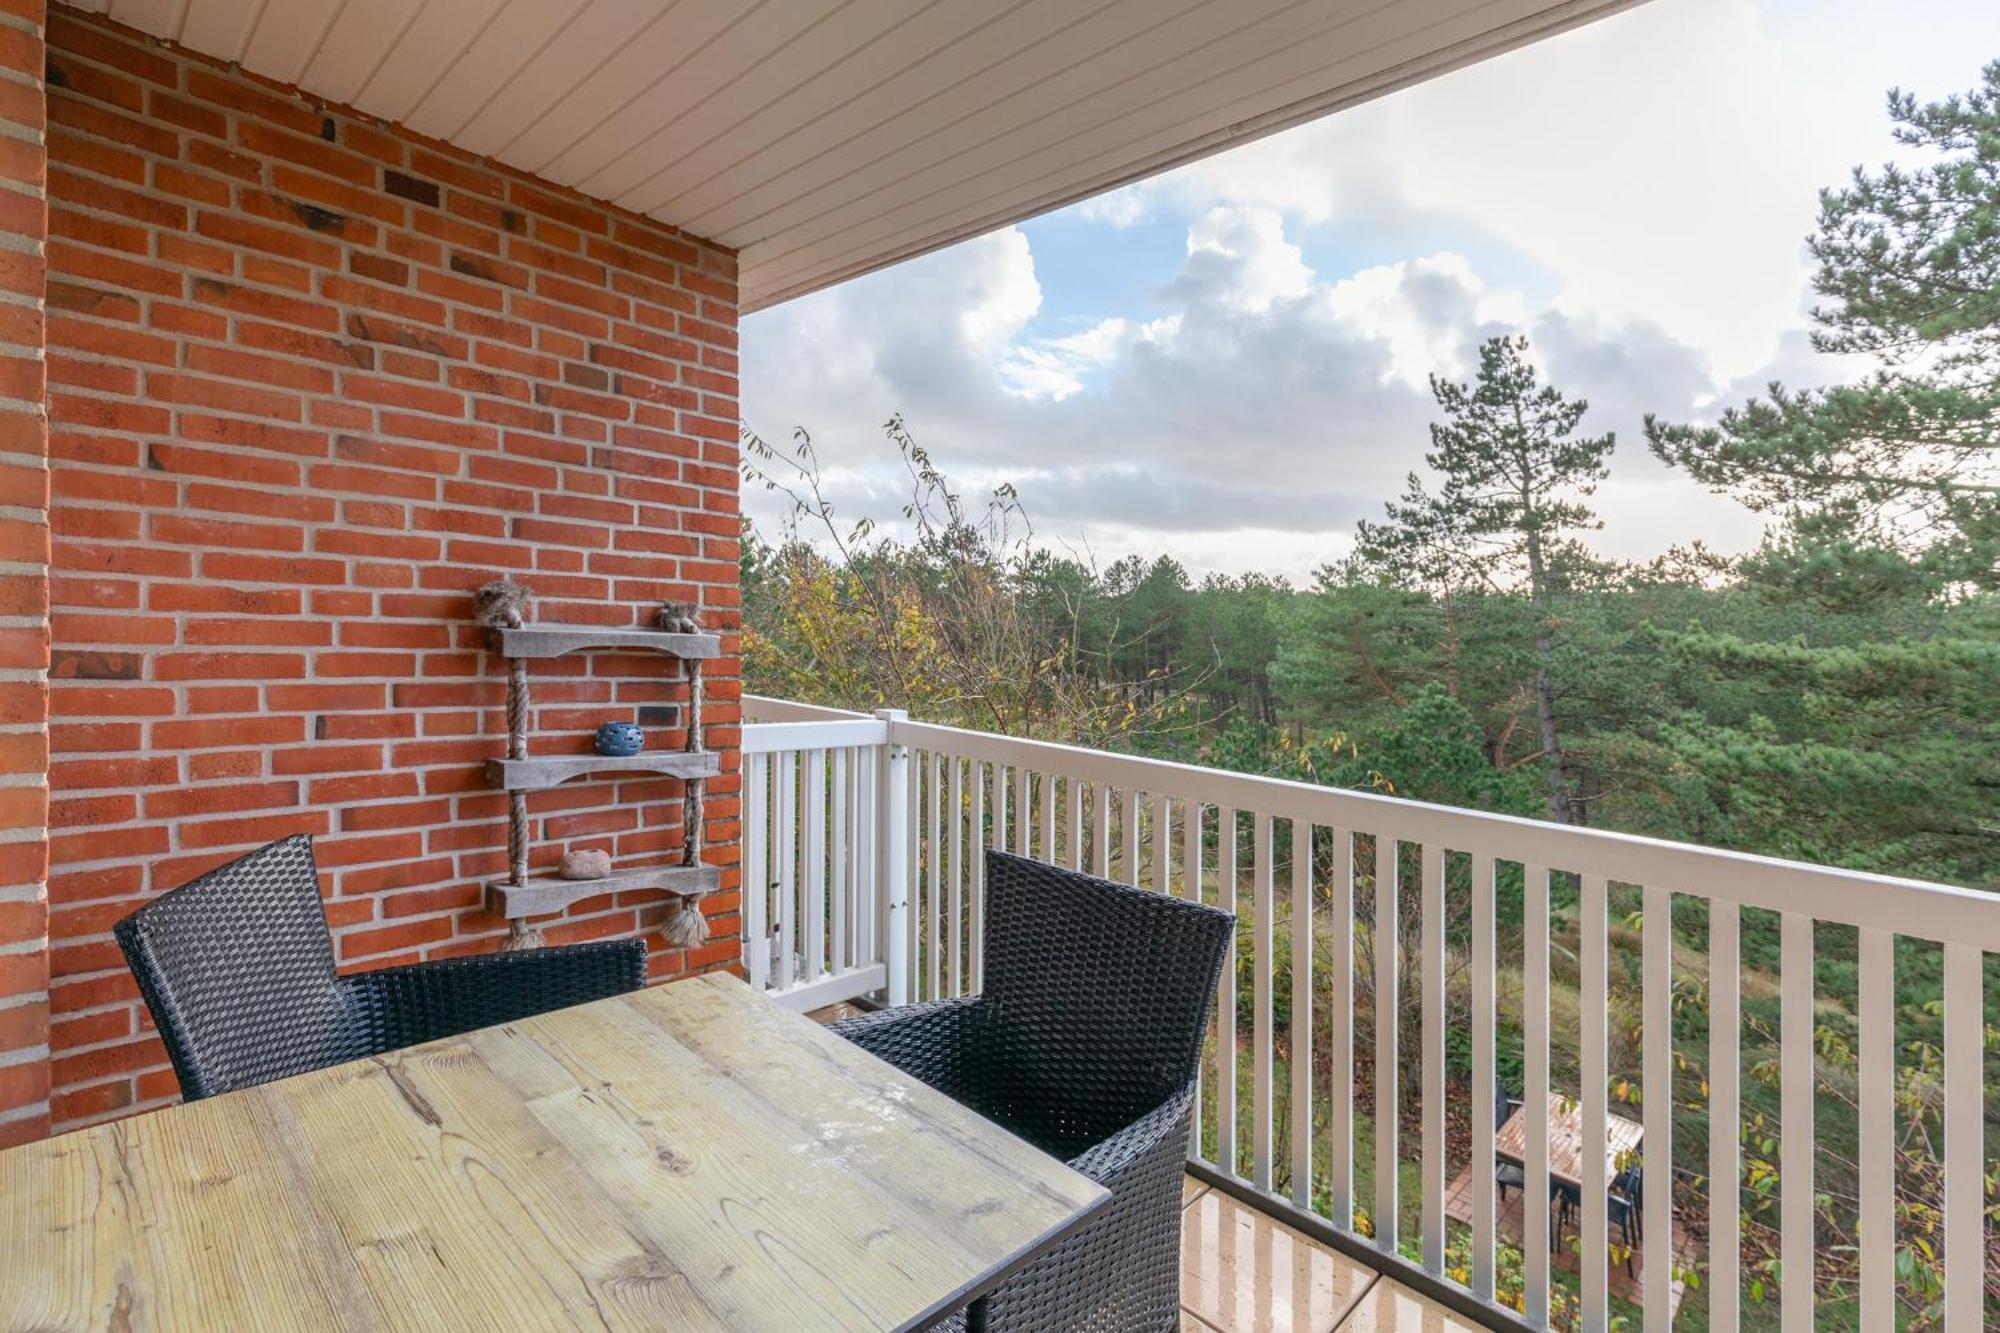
(1608, 1165, 1644, 1273)
(115, 833, 647, 1101)
(834, 850, 1234, 1332)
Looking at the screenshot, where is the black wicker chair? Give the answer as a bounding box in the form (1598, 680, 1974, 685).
(834, 850, 1233, 1332)
(115, 833, 647, 1101)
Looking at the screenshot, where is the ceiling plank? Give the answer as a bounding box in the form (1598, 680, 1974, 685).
(490, 0, 745, 177)
(449, 0, 664, 158)
(404, 0, 594, 143)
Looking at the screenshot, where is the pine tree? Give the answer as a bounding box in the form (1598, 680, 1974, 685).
(1354, 334, 1614, 823)
(1646, 62, 2000, 588)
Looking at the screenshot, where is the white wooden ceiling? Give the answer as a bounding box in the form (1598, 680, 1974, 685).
(67, 0, 1640, 310)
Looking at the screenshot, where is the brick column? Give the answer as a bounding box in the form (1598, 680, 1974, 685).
(0, 0, 47, 1147)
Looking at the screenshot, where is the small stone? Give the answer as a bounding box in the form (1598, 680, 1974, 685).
(558, 848, 612, 880)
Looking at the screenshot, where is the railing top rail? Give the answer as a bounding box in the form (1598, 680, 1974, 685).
(883, 716, 1999, 950)
(740, 717, 890, 753)
(742, 695, 873, 723)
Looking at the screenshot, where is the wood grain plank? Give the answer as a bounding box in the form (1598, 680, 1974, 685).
(0, 974, 1105, 1332)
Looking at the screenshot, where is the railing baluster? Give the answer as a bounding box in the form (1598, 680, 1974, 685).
(1943, 941, 1982, 1333)
(1420, 842, 1445, 1274)
(1857, 925, 1892, 1333)
(1641, 884, 1671, 1331)
(948, 756, 964, 998)
(1290, 819, 1313, 1211)
(1015, 766, 1031, 858)
(805, 748, 827, 982)
(1252, 812, 1274, 1191)
(776, 749, 796, 993)
(1524, 862, 1551, 1324)
(926, 750, 942, 1001)
(991, 762, 1007, 857)
(874, 711, 908, 1007)
(1217, 806, 1238, 1176)
(1328, 827, 1354, 1230)
(831, 748, 848, 976)
(745, 752, 769, 991)
(908, 740, 920, 1000)
(1580, 874, 1609, 1332)
(1709, 899, 1739, 1333)
(1152, 792, 1171, 897)
(1779, 910, 1813, 1333)
(1183, 800, 1205, 1158)
(1067, 776, 1083, 870)
(1470, 852, 1496, 1300)
(1121, 788, 1141, 887)
(855, 745, 874, 975)
(1374, 837, 1399, 1253)
(984, 761, 1005, 992)
(970, 760, 987, 995)
(1042, 774, 1057, 866)
(1092, 784, 1110, 879)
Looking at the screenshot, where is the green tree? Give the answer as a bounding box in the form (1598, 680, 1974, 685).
(1355, 334, 1615, 823)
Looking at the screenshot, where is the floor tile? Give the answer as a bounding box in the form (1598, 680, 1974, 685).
(1332, 1279, 1486, 1333)
(1182, 1311, 1226, 1332)
(1184, 1174, 1210, 1206)
(1180, 1188, 1377, 1333)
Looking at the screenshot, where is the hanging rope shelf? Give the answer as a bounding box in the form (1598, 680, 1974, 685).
(475, 580, 722, 952)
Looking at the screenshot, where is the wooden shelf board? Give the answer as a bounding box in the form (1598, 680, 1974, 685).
(486, 750, 719, 792)
(487, 864, 722, 919)
(489, 624, 722, 661)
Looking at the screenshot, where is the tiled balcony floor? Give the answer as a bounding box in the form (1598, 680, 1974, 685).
(1180, 1176, 1484, 1333)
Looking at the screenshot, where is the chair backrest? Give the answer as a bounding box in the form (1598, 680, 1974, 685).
(115, 834, 360, 1100)
(980, 850, 1233, 1121)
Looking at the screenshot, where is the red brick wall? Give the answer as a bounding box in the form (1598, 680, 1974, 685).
(0, 0, 49, 1150)
(40, 10, 742, 1132)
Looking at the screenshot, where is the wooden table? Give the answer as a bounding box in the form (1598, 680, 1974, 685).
(0, 972, 1108, 1331)
(1494, 1091, 1644, 1189)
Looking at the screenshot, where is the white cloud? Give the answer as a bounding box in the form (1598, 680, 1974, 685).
(1325, 253, 1529, 390)
(1071, 0, 1871, 380)
(745, 201, 1780, 582)
(999, 317, 1129, 400)
(1180, 207, 1312, 312)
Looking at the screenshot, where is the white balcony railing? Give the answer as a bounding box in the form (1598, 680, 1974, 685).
(739, 695, 1995, 1332)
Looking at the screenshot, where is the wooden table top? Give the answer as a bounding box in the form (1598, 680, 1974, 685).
(0, 973, 1108, 1332)
(1493, 1091, 1644, 1189)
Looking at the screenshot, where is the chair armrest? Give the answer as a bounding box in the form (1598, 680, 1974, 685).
(831, 996, 990, 1101)
(345, 939, 647, 1051)
(1069, 1078, 1196, 1186)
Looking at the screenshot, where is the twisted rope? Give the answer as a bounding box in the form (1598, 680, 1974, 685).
(665, 657, 710, 949)
(507, 655, 530, 888)
(488, 594, 540, 951)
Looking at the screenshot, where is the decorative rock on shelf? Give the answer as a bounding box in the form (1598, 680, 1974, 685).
(557, 848, 612, 881)
(593, 721, 644, 757)
(658, 600, 702, 633)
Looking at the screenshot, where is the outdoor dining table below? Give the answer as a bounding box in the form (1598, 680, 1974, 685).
(1494, 1089, 1645, 1188)
(0, 971, 1109, 1332)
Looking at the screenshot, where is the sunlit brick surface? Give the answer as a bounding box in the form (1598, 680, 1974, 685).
(39, 10, 741, 1132)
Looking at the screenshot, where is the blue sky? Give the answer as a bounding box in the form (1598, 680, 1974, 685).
(743, 0, 2000, 581)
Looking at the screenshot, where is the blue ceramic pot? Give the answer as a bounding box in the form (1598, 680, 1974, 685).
(594, 721, 645, 757)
